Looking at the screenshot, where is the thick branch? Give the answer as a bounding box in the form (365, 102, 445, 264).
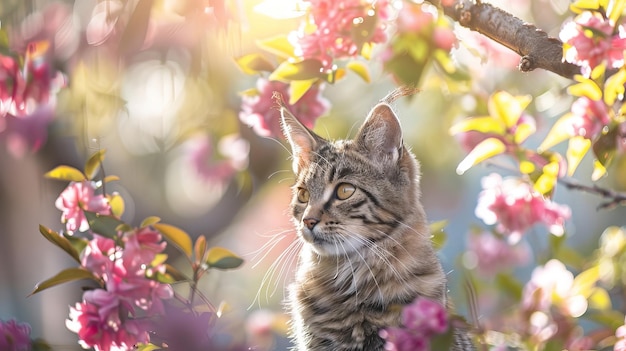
(427, 0, 581, 79)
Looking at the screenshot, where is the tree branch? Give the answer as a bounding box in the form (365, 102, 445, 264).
(427, 0, 581, 79)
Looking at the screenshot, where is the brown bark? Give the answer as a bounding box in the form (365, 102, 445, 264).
(427, 0, 581, 79)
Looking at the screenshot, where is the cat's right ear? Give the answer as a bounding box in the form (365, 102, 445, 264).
(279, 101, 319, 174)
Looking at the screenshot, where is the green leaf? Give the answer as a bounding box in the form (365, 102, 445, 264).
(573, 265, 601, 298)
(593, 126, 618, 168)
(449, 116, 505, 136)
(84, 211, 126, 239)
(269, 59, 324, 81)
(206, 247, 244, 270)
(141, 216, 161, 227)
(256, 35, 296, 58)
(30, 268, 99, 296)
(165, 263, 191, 282)
(346, 61, 371, 83)
(456, 137, 507, 175)
(103, 175, 120, 183)
(153, 223, 193, 258)
(39, 225, 81, 264)
(84, 149, 106, 180)
(585, 310, 625, 329)
(609, 0, 626, 25)
(566, 136, 591, 176)
(588, 287, 612, 310)
(429, 220, 448, 250)
(235, 53, 275, 75)
(44, 166, 86, 182)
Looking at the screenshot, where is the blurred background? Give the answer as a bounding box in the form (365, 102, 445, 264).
(1, 0, 626, 350)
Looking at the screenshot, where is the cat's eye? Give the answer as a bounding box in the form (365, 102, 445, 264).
(297, 188, 310, 203)
(336, 183, 356, 200)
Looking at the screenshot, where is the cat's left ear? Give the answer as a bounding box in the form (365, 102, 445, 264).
(355, 103, 403, 164)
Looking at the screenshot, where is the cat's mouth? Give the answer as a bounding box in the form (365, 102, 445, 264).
(300, 227, 364, 256)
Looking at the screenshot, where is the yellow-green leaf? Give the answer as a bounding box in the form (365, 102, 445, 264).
(538, 113, 575, 152)
(235, 53, 275, 75)
(573, 265, 600, 298)
(488, 91, 531, 129)
(604, 67, 626, 105)
(140, 216, 161, 227)
(570, 0, 602, 13)
(429, 220, 448, 250)
(30, 268, 99, 296)
(449, 116, 505, 136)
(609, 0, 626, 26)
(288, 79, 317, 104)
(534, 162, 560, 195)
(588, 287, 612, 310)
(153, 223, 193, 258)
(39, 225, 81, 264)
(256, 35, 296, 59)
(346, 61, 371, 83)
(135, 344, 161, 351)
(44, 165, 86, 182)
(566, 136, 591, 176)
(456, 137, 507, 175)
(85, 149, 106, 180)
(269, 59, 324, 81)
(194, 235, 207, 264)
(592, 159, 608, 180)
(206, 247, 244, 270)
(568, 75, 603, 100)
(103, 175, 120, 183)
(513, 121, 536, 144)
(108, 193, 125, 218)
(84, 211, 126, 238)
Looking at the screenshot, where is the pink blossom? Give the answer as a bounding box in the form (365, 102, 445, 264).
(401, 298, 448, 335)
(66, 289, 149, 351)
(521, 259, 588, 318)
(239, 77, 330, 137)
(2, 104, 54, 158)
(82, 234, 117, 279)
(292, 0, 390, 68)
(0, 319, 31, 351)
(381, 297, 448, 351)
(0, 54, 24, 118)
(396, 3, 434, 34)
(185, 134, 249, 182)
(465, 231, 530, 277)
(568, 96, 611, 140)
(55, 180, 112, 234)
(475, 173, 571, 243)
(560, 11, 626, 77)
(615, 318, 626, 351)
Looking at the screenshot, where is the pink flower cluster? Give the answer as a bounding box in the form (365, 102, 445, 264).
(567, 96, 611, 140)
(0, 319, 31, 351)
(381, 297, 448, 351)
(475, 173, 571, 243)
(0, 42, 64, 157)
(239, 77, 330, 137)
(67, 229, 173, 351)
(291, 0, 390, 68)
(185, 133, 249, 182)
(55, 180, 112, 234)
(465, 231, 531, 277)
(395, 2, 455, 51)
(560, 11, 626, 77)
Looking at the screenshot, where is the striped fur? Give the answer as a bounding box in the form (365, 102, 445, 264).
(281, 96, 473, 351)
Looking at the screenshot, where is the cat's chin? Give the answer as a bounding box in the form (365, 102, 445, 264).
(300, 229, 363, 257)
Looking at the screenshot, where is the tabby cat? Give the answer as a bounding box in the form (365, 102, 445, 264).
(278, 87, 475, 351)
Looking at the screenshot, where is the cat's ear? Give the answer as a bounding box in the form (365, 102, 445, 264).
(355, 103, 403, 164)
(280, 105, 320, 174)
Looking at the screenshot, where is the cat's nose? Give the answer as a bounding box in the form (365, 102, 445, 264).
(303, 218, 319, 230)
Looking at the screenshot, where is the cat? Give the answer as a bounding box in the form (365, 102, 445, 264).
(278, 87, 475, 351)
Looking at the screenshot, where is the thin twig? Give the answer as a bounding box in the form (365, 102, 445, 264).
(558, 178, 626, 210)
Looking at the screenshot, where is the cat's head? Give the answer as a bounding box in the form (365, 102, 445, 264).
(280, 94, 425, 257)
